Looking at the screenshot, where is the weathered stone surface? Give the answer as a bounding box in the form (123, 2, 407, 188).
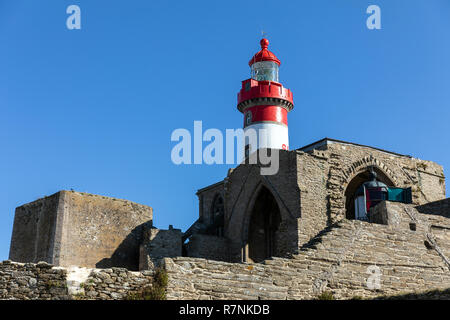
(188, 139, 446, 263)
(139, 227, 182, 270)
(0, 261, 154, 300)
(185, 234, 230, 262)
(165, 206, 450, 300)
(9, 191, 152, 270)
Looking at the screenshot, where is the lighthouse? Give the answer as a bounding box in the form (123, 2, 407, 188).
(237, 38, 294, 155)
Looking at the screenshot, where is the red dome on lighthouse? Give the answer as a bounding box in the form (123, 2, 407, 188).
(248, 38, 281, 67)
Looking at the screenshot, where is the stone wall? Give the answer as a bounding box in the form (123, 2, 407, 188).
(416, 198, 450, 217)
(164, 203, 450, 300)
(9, 190, 153, 270)
(139, 227, 182, 270)
(0, 260, 69, 300)
(0, 260, 154, 300)
(370, 201, 450, 263)
(295, 150, 330, 246)
(185, 234, 230, 262)
(69, 267, 154, 300)
(2, 253, 449, 300)
(9, 193, 61, 265)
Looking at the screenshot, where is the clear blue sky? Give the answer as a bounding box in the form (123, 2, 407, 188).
(1, 0, 449, 261)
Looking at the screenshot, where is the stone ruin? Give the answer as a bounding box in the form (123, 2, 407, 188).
(3, 138, 450, 299)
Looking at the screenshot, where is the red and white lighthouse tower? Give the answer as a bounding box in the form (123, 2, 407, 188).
(237, 38, 294, 154)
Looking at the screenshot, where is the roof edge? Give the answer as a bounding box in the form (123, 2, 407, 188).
(297, 137, 412, 158)
(196, 181, 225, 195)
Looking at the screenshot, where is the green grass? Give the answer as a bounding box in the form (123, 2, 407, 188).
(126, 268, 168, 300)
(317, 291, 334, 300)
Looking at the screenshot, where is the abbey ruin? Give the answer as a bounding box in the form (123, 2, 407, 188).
(2, 138, 449, 300)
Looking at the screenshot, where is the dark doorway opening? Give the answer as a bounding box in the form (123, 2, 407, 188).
(247, 187, 281, 263)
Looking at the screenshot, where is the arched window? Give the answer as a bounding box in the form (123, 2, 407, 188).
(209, 194, 224, 237)
(345, 167, 393, 220)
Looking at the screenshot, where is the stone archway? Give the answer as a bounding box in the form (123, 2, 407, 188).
(344, 167, 395, 220)
(246, 186, 281, 263)
(342, 156, 399, 186)
(327, 155, 399, 223)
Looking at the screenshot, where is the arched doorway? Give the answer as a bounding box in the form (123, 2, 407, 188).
(247, 186, 281, 263)
(345, 166, 394, 220)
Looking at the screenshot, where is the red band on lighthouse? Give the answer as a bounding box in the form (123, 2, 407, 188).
(243, 105, 288, 127)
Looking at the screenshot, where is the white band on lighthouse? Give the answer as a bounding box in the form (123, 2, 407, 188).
(244, 122, 289, 152)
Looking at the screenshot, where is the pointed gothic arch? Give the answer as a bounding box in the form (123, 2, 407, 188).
(243, 185, 281, 263)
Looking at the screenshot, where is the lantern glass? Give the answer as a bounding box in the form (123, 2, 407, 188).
(251, 61, 279, 82)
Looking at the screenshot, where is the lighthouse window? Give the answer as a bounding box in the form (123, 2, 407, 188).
(251, 61, 279, 82)
(245, 111, 252, 126)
